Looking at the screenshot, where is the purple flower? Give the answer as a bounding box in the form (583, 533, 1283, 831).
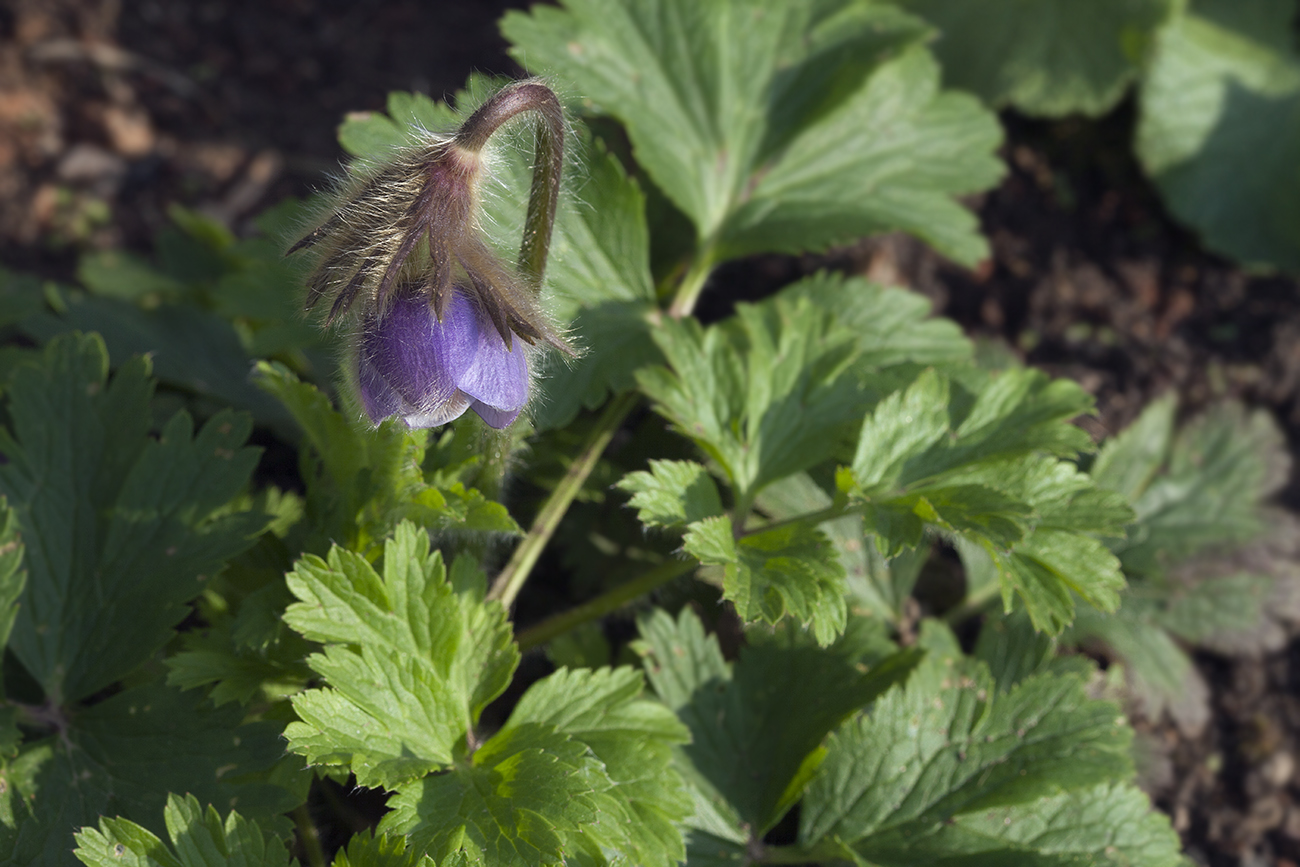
(357, 286, 530, 429)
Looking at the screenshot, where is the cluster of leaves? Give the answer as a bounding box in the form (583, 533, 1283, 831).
(1, 0, 1284, 864)
(880, 0, 1300, 273)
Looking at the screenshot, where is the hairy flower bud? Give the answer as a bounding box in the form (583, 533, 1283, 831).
(289, 80, 574, 429)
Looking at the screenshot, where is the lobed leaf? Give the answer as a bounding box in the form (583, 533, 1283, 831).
(0, 333, 266, 704)
(73, 793, 293, 867)
(617, 460, 724, 529)
(504, 0, 1003, 265)
(899, 0, 1175, 116)
(1136, 0, 1300, 271)
(281, 523, 518, 788)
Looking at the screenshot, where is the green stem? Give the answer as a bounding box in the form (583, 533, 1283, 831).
(740, 503, 851, 538)
(291, 804, 327, 867)
(517, 557, 697, 651)
(487, 391, 640, 607)
(667, 245, 717, 318)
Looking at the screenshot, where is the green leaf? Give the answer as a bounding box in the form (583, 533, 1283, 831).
(844, 783, 1183, 867)
(330, 831, 438, 867)
(281, 523, 518, 788)
(1136, 0, 1300, 271)
(77, 250, 186, 303)
(0, 681, 294, 867)
(974, 610, 1056, 694)
(21, 295, 294, 434)
(0, 503, 26, 655)
(504, 0, 1003, 265)
(617, 460, 724, 529)
(899, 0, 1174, 116)
(380, 724, 613, 867)
(799, 651, 1139, 858)
(502, 666, 692, 867)
(638, 290, 864, 501)
(1120, 401, 1284, 576)
(73, 793, 292, 867)
(0, 334, 265, 703)
(684, 516, 848, 645)
(843, 367, 1129, 632)
(635, 607, 920, 836)
(1091, 393, 1176, 501)
(794, 272, 972, 369)
(254, 363, 521, 550)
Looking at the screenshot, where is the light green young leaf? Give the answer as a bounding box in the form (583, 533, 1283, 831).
(329, 830, 440, 867)
(899, 0, 1174, 116)
(617, 460, 724, 529)
(0, 681, 295, 867)
(379, 724, 613, 867)
(0, 334, 265, 703)
(73, 793, 293, 867)
(1136, 0, 1300, 271)
(799, 649, 1137, 857)
(502, 666, 692, 867)
(504, 0, 1002, 265)
(684, 516, 848, 645)
(635, 607, 920, 837)
(637, 291, 864, 502)
(281, 523, 518, 789)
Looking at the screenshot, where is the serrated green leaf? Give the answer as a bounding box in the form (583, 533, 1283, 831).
(282, 523, 517, 788)
(684, 515, 848, 644)
(254, 363, 521, 550)
(503, 666, 692, 867)
(638, 291, 864, 501)
(795, 272, 973, 368)
(1091, 393, 1176, 501)
(0, 334, 265, 703)
(852, 368, 951, 490)
(617, 460, 724, 529)
(1, 681, 295, 867)
(380, 723, 612, 867)
(1136, 0, 1300, 271)
(636, 607, 919, 836)
(1121, 401, 1283, 576)
(504, 0, 1002, 265)
(847, 782, 1183, 866)
(0, 503, 25, 656)
(21, 296, 294, 433)
(799, 653, 1136, 855)
(331, 830, 439, 867)
(73, 793, 293, 867)
(974, 610, 1056, 694)
(900, 0, 1174, 116)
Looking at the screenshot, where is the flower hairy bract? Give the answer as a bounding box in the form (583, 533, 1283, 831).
(290, 80, 573, 429)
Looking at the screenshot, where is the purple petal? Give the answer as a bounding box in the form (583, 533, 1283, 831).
(456, 320, 529, 417)
(469, 399, 522, 429)
(357, 289, 481, 426)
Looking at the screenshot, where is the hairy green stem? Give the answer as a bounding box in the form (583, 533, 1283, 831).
(517, 557, 697, 650)
(291, 804, 327, 867)
(454, 80, 565, 286)
(488, 391, 640, 606)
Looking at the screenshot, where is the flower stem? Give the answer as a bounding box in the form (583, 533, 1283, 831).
(291, 804, 327, 867)
(454, 80, 565, 286)
(516, 557, 697, 650)
(488, 390, 640, 607)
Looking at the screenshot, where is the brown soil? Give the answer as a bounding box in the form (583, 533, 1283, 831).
(4, 2, 1300, 865)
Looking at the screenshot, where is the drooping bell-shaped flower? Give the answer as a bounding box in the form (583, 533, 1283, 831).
(356, 285, 530, 429)
(289, 80, 574, 428)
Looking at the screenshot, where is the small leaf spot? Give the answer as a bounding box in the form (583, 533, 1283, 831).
(215, 447, 235, 459)
(114, 843, 126, 857)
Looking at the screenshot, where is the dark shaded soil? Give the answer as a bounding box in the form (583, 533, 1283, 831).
(4, 2, 1300, 865)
